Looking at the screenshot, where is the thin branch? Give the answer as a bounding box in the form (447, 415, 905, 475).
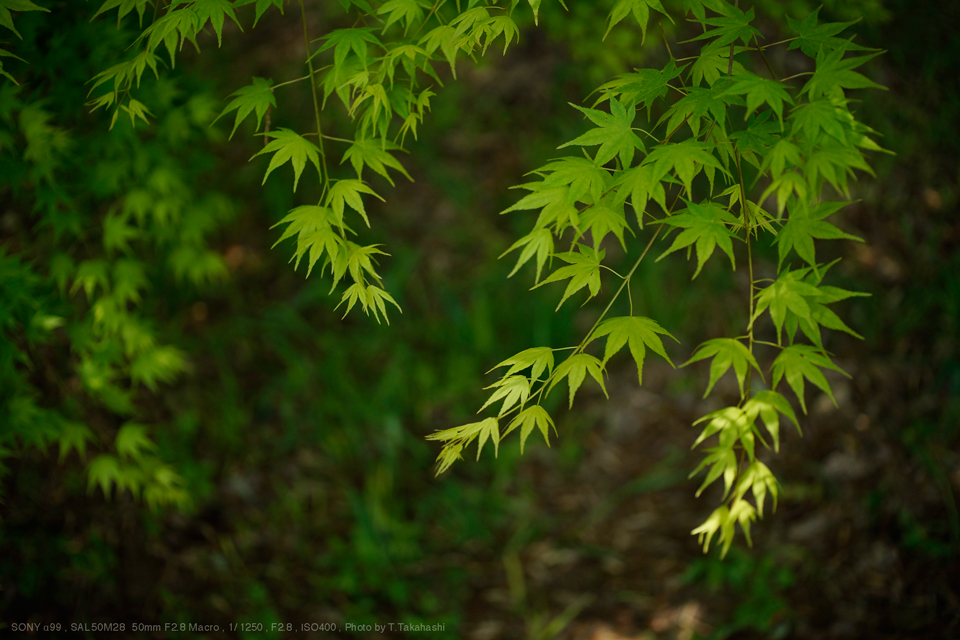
(299, 0, 330, 198)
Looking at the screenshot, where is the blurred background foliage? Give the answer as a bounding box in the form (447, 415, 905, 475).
(0, 0, 957, 638)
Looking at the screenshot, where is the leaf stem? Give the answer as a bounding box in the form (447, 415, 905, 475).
(299, 0, 330, 198)
(734, 147, 756, 402)
(271, 75, 311, 90)
(753, 35, 779, 82)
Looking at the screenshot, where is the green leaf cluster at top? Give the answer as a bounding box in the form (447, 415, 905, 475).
(430, 0, 885, 560)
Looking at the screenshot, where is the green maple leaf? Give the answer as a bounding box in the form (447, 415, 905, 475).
(314, 27, 382, 77)
(0, 48, 23, 84)
(0, 0, 48, 39)
(547, 353, 607, 408)
(724, 71, 793, 126)
(779, 268, 866, 348)
(425, 417, 500, 460)
(657, 200, 739, 278)
(58, 421, 94, 463)
(681, 0, 728, 23)
(504, 405, 555, 453)
(742, 390, 799, 453)
(214, 77, 276, 139)
(684, 337, 761, 397)
(131, 345, 189, 392)
(689, 4, 761, 47)
(479, 375, 531, 417)
(253, 128, 321, 191)
(786, 8, 873, 58)
(689, 439, 738, 497)
(138, 8, 200, 64)
(191, 0, 241, 46)
(772, 344, 847, 413)
(643, 139, 724, 197)
(751, 269, 823, 342)
(802, 47, 885, 99)
(760, 138, 802, 179)
(377, 0, 424, 34)
(689, 42, 746, 87)
(325, 179, 383, 227)
(336, 282, 401, 324)
(775, 200, 862, 270)
(271, 205, 346, 276)
(502, 183, 578, 234)
(92, 0, 149, 25)
(87, 455, 124, 499)
(589, 316, 676, 385)
(536, 157, 609, 205)
(115, 422, 157, 460)
(614, 163, 667, 225)
(331, 241, 388, 288)
(112, 259, 147, 306)
(659, 84, 729, 139)
(234, 0, 285, 27)
(790, 98, 851, 144)
(490, 346, 555, 382)
(595, 60, 683, 115)
(730, 111, 780, 166)
(501, 227, 554, 283)
(805, 141, 873, 196)
(578, 202, 629, 249)
(604, 0, 670, 42)
(559, 98, 643, 167)
(486, 14, 520, 55)
(342, 137, 412, 186)
(534, 244, 605, 310)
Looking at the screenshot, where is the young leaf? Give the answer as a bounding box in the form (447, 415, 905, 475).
(537, 157, 609, 205)
(0, 0, 48, 39)
(479, 375, 531, 417)
(786, 8, 872, 58)
(689, 444, 737, 498)
(604, 0, 669, 43)
(314, 27, 381, 77)
(684, 337, 761, 397)
(270, 205, 345, 276)
(342, 137, 411, 186)
(589, 316, 676, 385)
(325, 179, 383, 227)
(692, 504, 729, 554)
(771, 344, 848, 413)
(214, 77, 276, 139)
(490, 346, 555, 382)
(614, 163, 667, 224)
(802, 47, 885, 99)
(752, 269, 824, 342)
(191, 0, 242, 46)
(504, 405, 555, 453)
(775, 200, 862, 270)
(533, 244, 605, 310)
(559, 98, 644, 168)
(643, 140, 724, 197)
(657, 200, 738, 278)
(254, 128, 322, 191)
(742, 390, 799, 452)
(501, 227, 554, 283)
(578, 203, 628, 250)
(234, 0, 285, 27)
(689, 4, 761, 47)
(377, 0, 424, 34)
(595, 61, 683, 116)
(547, 353, 607, 408)
(115, 422, 157, 460)
(723, 71, 793, 126)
